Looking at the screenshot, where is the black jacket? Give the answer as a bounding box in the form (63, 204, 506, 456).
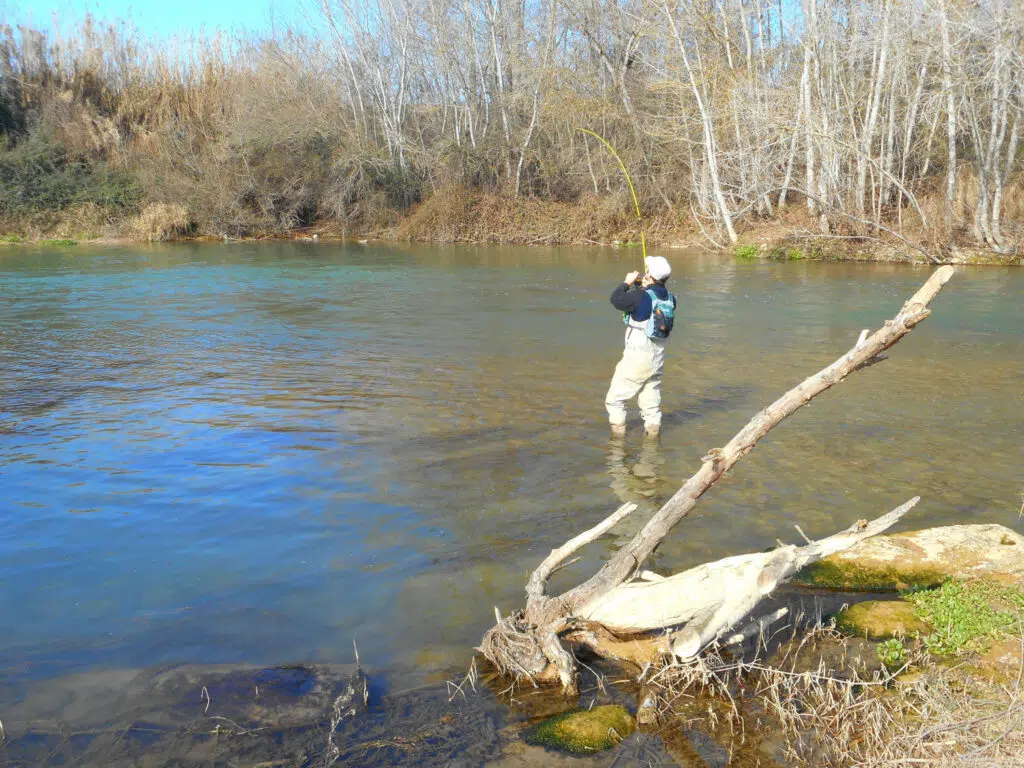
(610, 282, 671, 323)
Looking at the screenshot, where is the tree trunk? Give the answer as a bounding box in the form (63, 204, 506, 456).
(479, 267, 954, 694)
(939, 0, 958, 239)
(664, 3, 738, 243)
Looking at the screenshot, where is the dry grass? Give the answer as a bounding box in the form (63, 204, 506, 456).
(642, 622, 1024, 768)
(395, 188, 645, 245)
(127, 202, 191, 241)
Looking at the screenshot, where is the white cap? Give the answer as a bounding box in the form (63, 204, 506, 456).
(645, 255, 671, 281)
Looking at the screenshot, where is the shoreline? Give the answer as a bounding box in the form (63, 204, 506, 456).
(1, 229, 1020, 267)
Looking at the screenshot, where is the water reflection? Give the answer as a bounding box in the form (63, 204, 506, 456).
(606, 434, 668, 539)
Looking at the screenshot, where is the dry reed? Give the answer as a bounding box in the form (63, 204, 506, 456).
(643, 620, 1024, 768)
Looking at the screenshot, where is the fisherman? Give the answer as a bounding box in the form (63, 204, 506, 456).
(605, 255, 676, 437)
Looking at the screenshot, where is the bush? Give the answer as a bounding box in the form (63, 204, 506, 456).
(0, 135, 142, 216)
(128, 202, 191, 241)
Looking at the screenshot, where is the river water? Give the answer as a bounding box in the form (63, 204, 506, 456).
(0, 243, 1021, 760)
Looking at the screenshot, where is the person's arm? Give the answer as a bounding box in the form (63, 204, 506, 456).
(610, 271, 645, 312)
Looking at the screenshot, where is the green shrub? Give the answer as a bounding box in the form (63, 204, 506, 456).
(0, 135, 142, 216)
(768, 246, 805, 261)
(734, 244, 759, 260)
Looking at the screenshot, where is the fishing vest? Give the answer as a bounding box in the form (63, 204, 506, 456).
(624, 288, 676, 340)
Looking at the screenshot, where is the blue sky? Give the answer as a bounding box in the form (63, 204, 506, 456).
(2, 0, 299, 37)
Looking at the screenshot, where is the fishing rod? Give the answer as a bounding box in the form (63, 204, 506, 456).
(576, 128, 648, 279)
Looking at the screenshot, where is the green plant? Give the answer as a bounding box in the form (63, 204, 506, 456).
(768, 246, 806, 261)
(0, 234, 23, 242)
(0, 136, 142, 217)
(37, 238, 78, 246)
(907, 581, 1024, 656)
(877, 638, 909, 669)
(734, 244, 758, 260)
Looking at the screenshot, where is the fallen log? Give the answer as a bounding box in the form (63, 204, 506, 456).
(479, 266, 955, 694)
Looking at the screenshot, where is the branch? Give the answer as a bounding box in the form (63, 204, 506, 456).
(579, 498, 919, 639)
(525, 502, 637, 606)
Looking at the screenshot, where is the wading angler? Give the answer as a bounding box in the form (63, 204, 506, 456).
(605, 256, 677, 437)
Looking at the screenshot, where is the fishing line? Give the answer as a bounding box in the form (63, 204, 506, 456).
(576, 128, 647, 268)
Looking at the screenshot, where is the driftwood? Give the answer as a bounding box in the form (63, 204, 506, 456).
(479, 266, 955, 694)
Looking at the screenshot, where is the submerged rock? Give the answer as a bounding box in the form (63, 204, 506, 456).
(526, 704, 636, 753)
(835, 599, 931, 639)
(795, 524, 1024, 591)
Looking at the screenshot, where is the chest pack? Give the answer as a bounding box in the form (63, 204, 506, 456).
(624, 289, 677, 339)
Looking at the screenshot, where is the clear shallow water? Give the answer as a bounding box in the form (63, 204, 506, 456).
(0, 243, 1021, 696)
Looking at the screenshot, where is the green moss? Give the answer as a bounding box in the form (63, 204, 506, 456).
(734, 244, 759, 260)
(794, 559, 948, 592)
(37, 238, 77, 246)
(906, 581, 1024, 656)
(836, 600, 931, 640)
(525, 705, 635, 753)
(0, 234, 23, 243)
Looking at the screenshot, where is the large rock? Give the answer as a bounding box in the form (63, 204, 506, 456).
(835, 600, 931, 639)
(795, 524, 1024, 592)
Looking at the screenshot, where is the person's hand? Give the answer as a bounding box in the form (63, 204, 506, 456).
(624, 271, 640, 285)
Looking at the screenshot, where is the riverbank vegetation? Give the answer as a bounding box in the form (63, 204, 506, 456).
(635, 609, 1024, 767)
(1, 0, 1021, 261)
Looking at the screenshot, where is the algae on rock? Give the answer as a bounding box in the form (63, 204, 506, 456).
(795, 524, 1024, 592)
(836, 600, 931, 640)
(525, 704, 636, 753)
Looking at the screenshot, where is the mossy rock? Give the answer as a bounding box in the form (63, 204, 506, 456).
(795, 559, 949, 592)
(794, 524, 1024, 592)
(525, 705, 636, 753)
(835, 600, 931, 639)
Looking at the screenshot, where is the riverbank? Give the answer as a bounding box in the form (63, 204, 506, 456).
(498, 521, 1024, 766)
(2, 193, 1020, 266)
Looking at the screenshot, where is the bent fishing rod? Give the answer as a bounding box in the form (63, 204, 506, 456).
(576, 128, 648, 281)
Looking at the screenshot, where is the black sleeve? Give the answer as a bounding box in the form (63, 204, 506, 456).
(610, 283, 644, 312)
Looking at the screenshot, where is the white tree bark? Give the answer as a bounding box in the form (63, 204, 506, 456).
(939, 0, 958, 237)
(663, 2, 738, 243)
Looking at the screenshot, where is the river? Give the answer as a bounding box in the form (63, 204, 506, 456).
(0, 243, 1021, 763)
